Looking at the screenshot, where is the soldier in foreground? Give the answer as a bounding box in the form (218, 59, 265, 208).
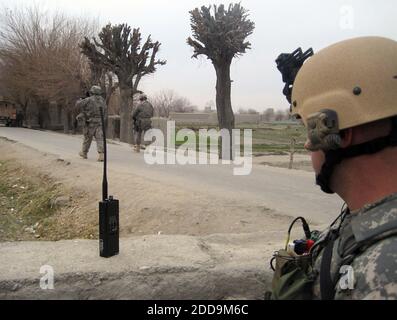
(132, 94, 154, 153)
(76, 85, 107, 162)
(269, 36, 397, 300)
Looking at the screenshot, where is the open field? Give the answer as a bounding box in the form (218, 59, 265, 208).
(174, 122, 307, 154)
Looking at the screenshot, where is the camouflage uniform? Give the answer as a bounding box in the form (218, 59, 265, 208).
(311, 193, 397, 300)
(132, 100, 154, 146)
(76, 92, 107, 157)
(271, 37, 397, 300)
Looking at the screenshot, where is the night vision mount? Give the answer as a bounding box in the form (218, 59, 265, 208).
(276, 47, 314, 105)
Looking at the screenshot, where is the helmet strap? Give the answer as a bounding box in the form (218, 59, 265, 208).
(316, 116, 397, 194)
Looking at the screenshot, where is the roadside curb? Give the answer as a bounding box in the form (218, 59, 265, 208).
(0, 233, 278, 299)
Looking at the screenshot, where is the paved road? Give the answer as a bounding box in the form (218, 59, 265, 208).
(0, 127, 343, 224)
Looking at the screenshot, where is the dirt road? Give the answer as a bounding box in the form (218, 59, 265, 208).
(0, 127, 343, 238)
(0, 126, 347, 299)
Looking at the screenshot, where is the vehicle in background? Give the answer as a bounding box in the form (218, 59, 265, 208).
(0, 101, 17, 127)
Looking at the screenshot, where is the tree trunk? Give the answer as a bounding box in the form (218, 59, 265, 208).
(38, 101, 52, 129)
(26, 99, 40, 129)
(119, 83, 131, 143)
(214, 62, 235, 160)
(63, 109, 72, 134)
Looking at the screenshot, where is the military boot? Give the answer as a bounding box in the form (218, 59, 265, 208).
(98, 153, 104, 162)
(134, 145, 141, 153)
(79, 151, 87, 159)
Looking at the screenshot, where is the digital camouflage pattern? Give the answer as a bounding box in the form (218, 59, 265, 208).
(311, 193, 397, 299)
(76, 95, 107, 155)
(132, 100, 154, 145)
(81, 123, 104, 154)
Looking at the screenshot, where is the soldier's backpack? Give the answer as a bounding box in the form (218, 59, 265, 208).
(266, 204, 397, 300)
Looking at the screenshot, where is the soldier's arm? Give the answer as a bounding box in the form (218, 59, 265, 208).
(76, 113, 85, 122)
(132, 106, 141, 120)
(340, 236, 397, 300)
(149, 103, 154, 117)
(103, 102, 108, 128)
(103, 102, 108, 120)
(75, 98, 89, 110)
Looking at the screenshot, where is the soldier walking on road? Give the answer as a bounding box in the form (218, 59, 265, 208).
(132, 94, 154, 153)
(76, 85, 107, 162)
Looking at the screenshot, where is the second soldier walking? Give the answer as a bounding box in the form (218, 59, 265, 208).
(76, 85, 107, 162)
(132, 94, 154, 153)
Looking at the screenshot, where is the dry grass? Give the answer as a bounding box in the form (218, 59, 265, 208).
(0, 159, 97, 241)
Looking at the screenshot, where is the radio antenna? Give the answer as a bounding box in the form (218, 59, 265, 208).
(100, 106, 108, 201)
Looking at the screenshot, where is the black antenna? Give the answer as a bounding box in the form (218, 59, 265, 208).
(98, 103, 119, 258)
(99, 106, 108, 201)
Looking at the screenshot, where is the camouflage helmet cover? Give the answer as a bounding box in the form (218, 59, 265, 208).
(90, 85, 102, 96)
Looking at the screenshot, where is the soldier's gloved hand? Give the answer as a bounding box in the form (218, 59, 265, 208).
(76, 113, 85, 123)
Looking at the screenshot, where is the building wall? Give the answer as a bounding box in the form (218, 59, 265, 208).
(169, 112, 218, 125)
(168, 112, 263, 126)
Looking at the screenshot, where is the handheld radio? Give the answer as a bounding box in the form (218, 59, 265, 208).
(99, 105, 119, 258)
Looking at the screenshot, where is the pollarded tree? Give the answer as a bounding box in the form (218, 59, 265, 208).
(80, 24, 166, 142)
(187, 3, 254, 158)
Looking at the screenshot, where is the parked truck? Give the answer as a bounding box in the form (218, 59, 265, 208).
(0, 103, 17, 126)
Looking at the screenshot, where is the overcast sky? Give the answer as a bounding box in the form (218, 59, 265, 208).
(1, 0, 396, 111)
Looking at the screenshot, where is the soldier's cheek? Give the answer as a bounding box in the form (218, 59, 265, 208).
(310, 150, 325, 175)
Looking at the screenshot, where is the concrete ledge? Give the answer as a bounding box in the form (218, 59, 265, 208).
(0, 233, 277, 299)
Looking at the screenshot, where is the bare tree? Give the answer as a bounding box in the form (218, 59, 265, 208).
(172, 96, 196, 113)
(204, 100, 215, 112)
(152, 90, 176, 117)
(284, 109, 292, 121)
(187, 3, 254, 158)
(247, 108, 259, 114)
(152, 90, 196, 117)
(0, 5, 98, 131)
(238, 108, 248, 114)
(80, 24, 166, 142)
(274, 110, 284, 121)
(263, 108, 275, 122)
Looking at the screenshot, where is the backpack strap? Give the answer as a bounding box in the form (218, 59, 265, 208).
(320, 231, 338, 300)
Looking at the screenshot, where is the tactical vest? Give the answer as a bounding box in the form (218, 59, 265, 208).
(133, 101, 154, 131)
(85, 96, 105, 124)
(266, 194, 397, 300)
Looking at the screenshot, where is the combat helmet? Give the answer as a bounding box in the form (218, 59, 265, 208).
(90, 85, 102, 96)
(280, 36, 397, 193)
(139, 93, 148, 101)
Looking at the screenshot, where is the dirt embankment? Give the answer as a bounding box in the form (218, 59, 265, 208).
(0, 137, 297, 241)
(0, 139, 96, 241)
